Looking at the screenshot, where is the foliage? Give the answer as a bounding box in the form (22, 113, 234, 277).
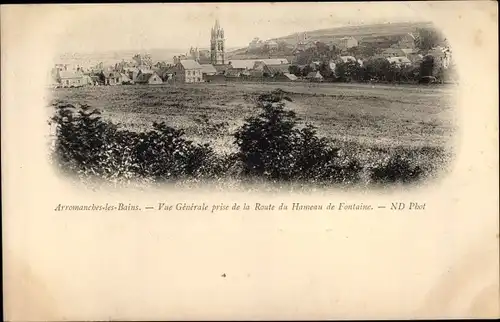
(368, 152, 424, 184)
(233, 89, 362, 183)
(50, 102, 225, 183)
(334, 60, 362, 82)
(419, 55, 435, 77)
(295, 41, 337, 65)
(50, 89, 441, 188)
(288, 64, 302, 77)
(415, 28, 442, 51)
(318, 62, 334, 80)
(346, 44, 381, 59)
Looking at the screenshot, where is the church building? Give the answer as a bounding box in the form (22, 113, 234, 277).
(210, 19, 225, 65)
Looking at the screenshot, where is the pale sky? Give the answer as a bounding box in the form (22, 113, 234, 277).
(49, 3, 431, 54)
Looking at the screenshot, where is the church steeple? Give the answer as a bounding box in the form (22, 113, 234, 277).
(210, 18, 225, 65)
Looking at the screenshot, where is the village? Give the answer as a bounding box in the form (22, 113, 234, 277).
(49, 19, 454, 88)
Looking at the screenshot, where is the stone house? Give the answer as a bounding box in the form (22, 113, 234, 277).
(170, 60, 203, 83)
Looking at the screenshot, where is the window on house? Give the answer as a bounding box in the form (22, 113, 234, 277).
(187, 71, 191, 76)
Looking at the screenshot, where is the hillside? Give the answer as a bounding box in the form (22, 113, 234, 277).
(227, 21, 437, 58)
(275, 21, 435, 44)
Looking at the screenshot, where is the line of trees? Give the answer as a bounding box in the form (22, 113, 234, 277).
(288, 56, 456, 84)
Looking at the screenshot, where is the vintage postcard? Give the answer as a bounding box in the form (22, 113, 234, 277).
(2, 2, 499, 320)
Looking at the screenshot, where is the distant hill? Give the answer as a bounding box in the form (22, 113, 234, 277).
(227, 21, 437, 59)
(57, 48, 186, 67)
(274, 21, 435, 44)
(58, 46, 245, 67)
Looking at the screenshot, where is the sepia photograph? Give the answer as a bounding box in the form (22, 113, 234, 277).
(45, 3, 458, 191)
(2, 2, 498, 321)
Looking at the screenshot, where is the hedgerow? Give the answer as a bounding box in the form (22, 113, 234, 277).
(49, 102, 226, 183)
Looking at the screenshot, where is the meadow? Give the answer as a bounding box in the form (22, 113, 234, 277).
(50, 82, 457, 189)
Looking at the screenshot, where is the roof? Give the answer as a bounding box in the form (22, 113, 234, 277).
(307, 71, 323, 78)
(59, 70, 84, 79)
(401, 48, 416, 55)
(383, 48, 406, 55)
(259, 58, 289, 65)
(387, 57, 412, 64)
(214, 65, 229, 73)
(200, 64, 217, 74)
(283, 73, 298, 81)
(180, 60, 202, 70)
(228, 60, 258, 70)
(340, 56, 356, 63)
(228, 58, 289, 70)
(138, 68, 153, 74)
(135, 71, 158, 82)
(265, 64, 291, 75)
(103, 71, 121, 78)
(124, 67, 139, 73)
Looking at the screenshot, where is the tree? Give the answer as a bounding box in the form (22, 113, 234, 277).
(334, 60, 361, 82)
(384, 62, 401, 83)
(400, 65, 419, 83)
(419, 55, 434, 77)
(289, 65, 302, 77)
(364, 58, 390, 81)
(319, 62, 334, 80)
(302, 65, 313, 77)
(415, 28, 441, 51)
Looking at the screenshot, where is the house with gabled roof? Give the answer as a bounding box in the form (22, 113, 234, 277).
(171, 59, 203, 83)
(134, 70, 163, 84)
(262, 63, 291, 77)
(58, 70, 90, 88)
(103, 71, 123, 85)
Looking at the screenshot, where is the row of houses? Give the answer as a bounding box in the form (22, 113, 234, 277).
(49, 44, 451, 88)
(49, 67, 164, 88)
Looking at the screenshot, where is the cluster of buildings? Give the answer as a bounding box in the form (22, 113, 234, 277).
(49, 19, 454, 88)
(248, 37, 280, 52)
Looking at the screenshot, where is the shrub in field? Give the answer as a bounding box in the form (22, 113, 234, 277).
(234, 89, 362, 183)
(368, 152, 424, 184)
(50, 102, 224, 183)
(193, 114, 229, 138)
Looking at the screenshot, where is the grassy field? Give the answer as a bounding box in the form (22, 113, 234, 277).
(50, 82, 457, 186)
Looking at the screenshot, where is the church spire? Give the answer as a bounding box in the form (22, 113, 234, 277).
(210, 18, 225, 65)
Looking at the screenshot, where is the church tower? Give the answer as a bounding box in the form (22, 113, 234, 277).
(210, 19, 225, 65)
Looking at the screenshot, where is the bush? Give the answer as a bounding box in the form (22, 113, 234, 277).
(368, 152, 424, 184)
(50, 102, 224, 183)
(234, 89, 362, 183)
